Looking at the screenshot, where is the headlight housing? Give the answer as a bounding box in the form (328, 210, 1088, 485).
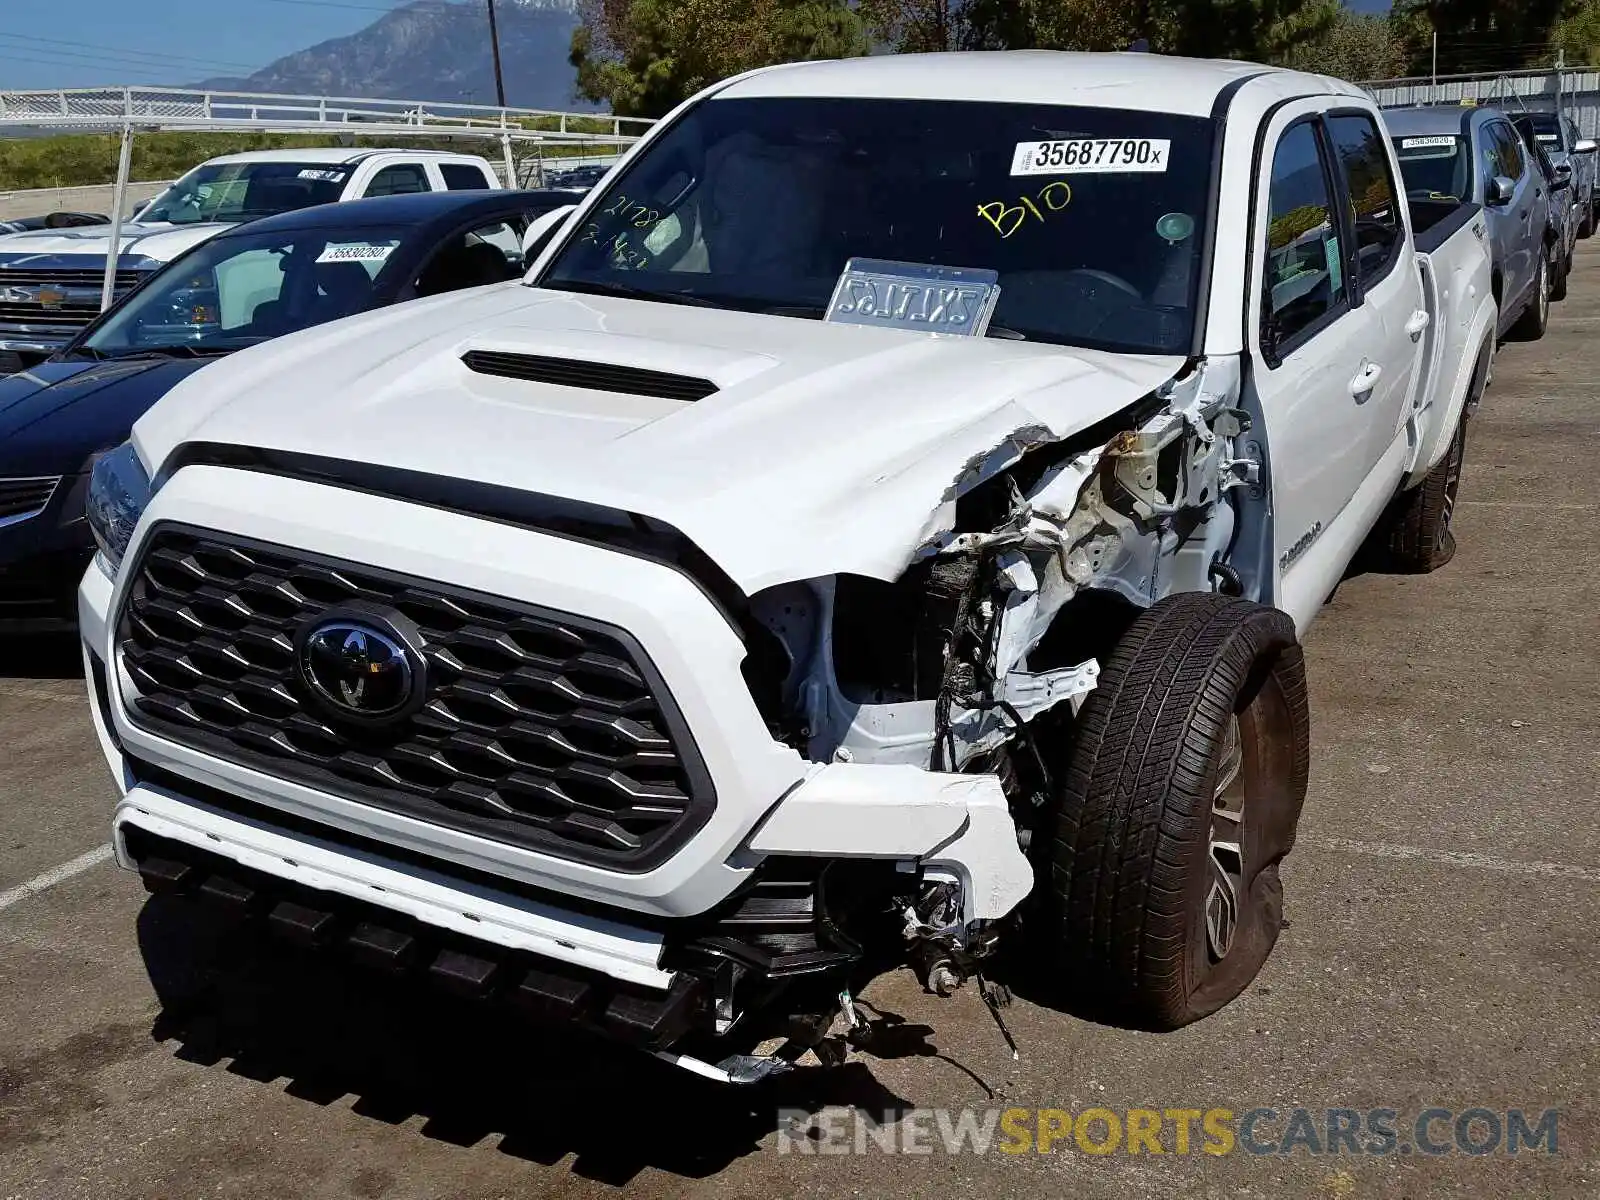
(86, 442, 152, 577)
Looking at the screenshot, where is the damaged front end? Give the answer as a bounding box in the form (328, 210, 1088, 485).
(698, 356, 1269, 1072)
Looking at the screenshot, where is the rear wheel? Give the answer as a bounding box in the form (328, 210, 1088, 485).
(1552, 242, 1571, 302)
(1374, 408, 1470, 574)
(1034, 593, 1310, 1032)
(1509, 254, 1550, 341)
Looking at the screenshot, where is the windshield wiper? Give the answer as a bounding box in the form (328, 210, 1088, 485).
(106, 344, 233, 360)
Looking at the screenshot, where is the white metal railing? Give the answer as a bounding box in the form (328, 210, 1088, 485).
(0, 86, 653, 145)
(1359, 66, 1600, 139)
(0, 86, 659, 312)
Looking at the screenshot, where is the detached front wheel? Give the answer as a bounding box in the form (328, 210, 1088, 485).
(1035, 593, 1310, 1031)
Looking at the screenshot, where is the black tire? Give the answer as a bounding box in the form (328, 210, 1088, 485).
(1580, 205, 1595, 239)
(1509, 253, 1550, 340)
(1035, 592, 1310, 1032)
(1378, 408, 1469, 574)
(1551, 246, 1571, 303)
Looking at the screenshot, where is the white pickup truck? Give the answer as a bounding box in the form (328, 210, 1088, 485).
(79, 53, 1494, 1083)
(0, 148, 502, 370)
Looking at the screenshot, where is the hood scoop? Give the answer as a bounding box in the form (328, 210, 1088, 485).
(461, 349, 719, 402)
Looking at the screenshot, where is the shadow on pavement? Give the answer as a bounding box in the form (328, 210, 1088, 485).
(0, 631, 83, 680)
(135, 895, 927, 1184)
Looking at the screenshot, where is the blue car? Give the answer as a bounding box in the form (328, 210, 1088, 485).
(0, 188, 576, 630)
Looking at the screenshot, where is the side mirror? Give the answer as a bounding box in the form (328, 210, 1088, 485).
(1575, 138, 1598, 154)
(1553, 162, 1573, 190)
(521, 203, 579, 270)
(1486, 175, 1517, 206)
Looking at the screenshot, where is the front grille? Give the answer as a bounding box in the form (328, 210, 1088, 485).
(0, 268, 145, 289)
(0, 302, 102, 326)
(117, 525, 715, 870)
(462, 350, 719, 402)
(0, 475, 59, 522)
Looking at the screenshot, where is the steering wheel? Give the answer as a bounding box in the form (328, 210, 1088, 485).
(1061, 268, 1143, 299)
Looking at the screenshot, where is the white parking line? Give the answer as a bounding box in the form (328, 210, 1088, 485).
(1308, 837, 1600, 884)
(0, 845, 114, 914)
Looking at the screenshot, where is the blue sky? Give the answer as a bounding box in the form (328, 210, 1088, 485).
(0, 0, 418, 89)
(0, 0, 1394, 92)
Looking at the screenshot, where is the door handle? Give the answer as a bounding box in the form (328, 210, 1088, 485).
(1405, 309, 1431, 339)
(1349, 362, 1383, 396)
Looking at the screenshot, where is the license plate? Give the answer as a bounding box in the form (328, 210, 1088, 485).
(823, 259, 1001, 337)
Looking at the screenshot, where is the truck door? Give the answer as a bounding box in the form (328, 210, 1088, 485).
(1491, 121, 1541, 312)
(1246, 106, 1386, 605)
(1323, 111, 1425, 473)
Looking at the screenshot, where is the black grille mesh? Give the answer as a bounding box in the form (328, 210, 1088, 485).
(0, 476, 59, 520)
(0, 268, 145, 288)
(117, 526, 713, 868)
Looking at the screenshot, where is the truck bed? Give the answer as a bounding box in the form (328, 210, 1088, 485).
(1409, 197, 1483, 255)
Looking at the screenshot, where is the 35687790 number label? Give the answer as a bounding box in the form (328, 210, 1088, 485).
(1011, 138, 1171, 176)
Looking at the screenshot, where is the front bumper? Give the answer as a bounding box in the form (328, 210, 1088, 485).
(0, 469, 92, 630)
(78, 464, 1032, 998)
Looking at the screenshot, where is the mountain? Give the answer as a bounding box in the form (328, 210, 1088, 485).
(198, 0, 593, 112)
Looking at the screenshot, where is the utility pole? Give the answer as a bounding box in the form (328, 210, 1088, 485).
(1556, 48, 1565, 119)
(486, 0, 507, 109)
(1431, 32, 1438, 104)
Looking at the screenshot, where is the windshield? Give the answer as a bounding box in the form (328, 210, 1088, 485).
(82, 225, 405, 354)
(139, 162, 350, 225)
(1522, 114, 1563, 149)
(1391, 135, 1471, 202)
(538, 98, 1216, 355)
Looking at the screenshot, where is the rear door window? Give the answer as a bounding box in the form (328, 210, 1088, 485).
(365, 164, 431, 197)
(441, 163, 495, 190)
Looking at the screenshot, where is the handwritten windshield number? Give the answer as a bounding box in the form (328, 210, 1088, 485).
(978, 181, 1073, 239)
(603, 192, 661, 229)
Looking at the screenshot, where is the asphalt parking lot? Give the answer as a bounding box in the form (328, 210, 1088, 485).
(3, 251, 1599, 1200)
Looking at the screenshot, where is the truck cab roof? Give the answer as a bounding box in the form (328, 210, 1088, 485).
(719, 50, 1368, 116)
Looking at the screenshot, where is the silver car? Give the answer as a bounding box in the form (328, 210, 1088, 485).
(1387, 105, 1556, 336)
(1515, 110, 1598, 239)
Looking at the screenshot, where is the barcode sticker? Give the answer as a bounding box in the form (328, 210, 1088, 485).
(1012, 138, 1171, 176)
(316, 242, 395, 264)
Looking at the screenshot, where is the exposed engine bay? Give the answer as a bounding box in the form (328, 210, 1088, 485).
(685, 356, 1273, 1064)
(743, 355, 1266, 773)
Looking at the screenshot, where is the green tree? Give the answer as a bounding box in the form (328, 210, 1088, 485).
(1553, 0, 1600, 65)
(886, 0, 1342, 61)
(1282, 6, 1415, 81)
(571, 0, 867, 117)
(1396, 0, 1577, 74)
